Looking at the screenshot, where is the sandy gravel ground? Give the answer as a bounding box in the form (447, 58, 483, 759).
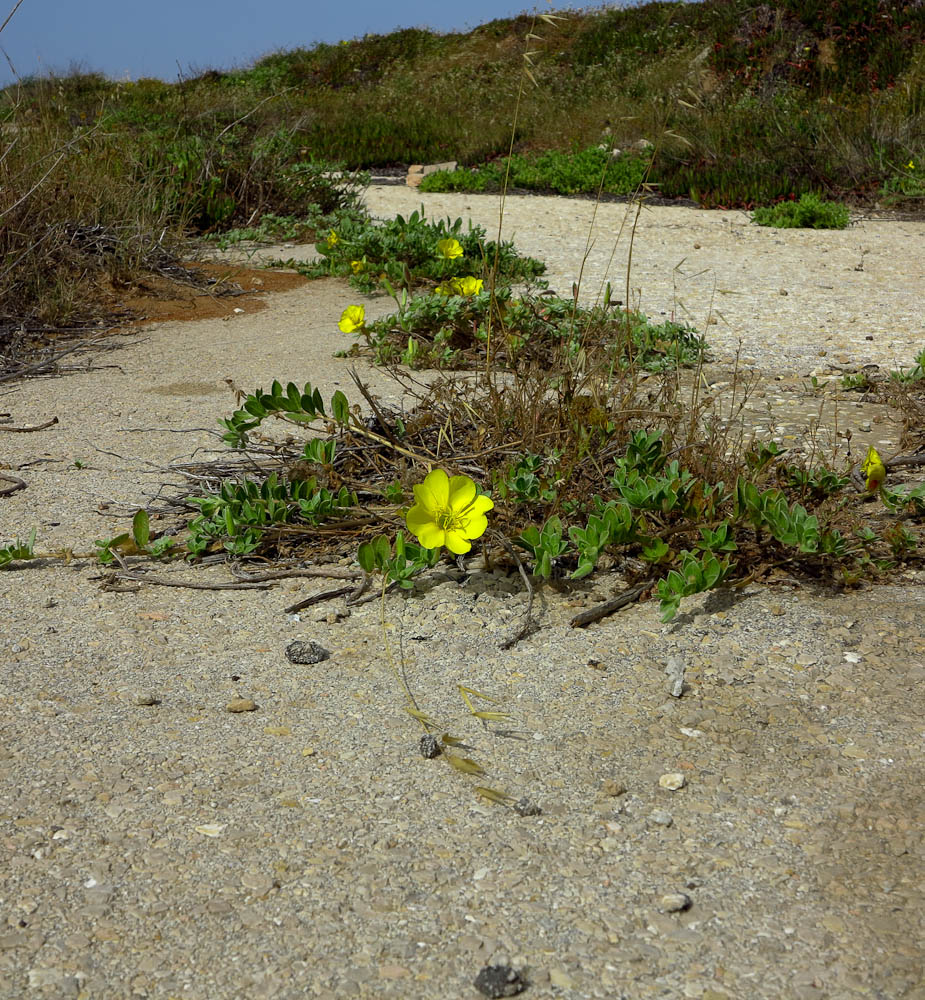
(1, 189, 923, 1000)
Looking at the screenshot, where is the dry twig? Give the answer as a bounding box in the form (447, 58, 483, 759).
(570, 579, 654, 628)
(0, 415, 58, 433)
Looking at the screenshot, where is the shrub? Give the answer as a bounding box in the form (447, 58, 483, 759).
(751, 192, 850, 229)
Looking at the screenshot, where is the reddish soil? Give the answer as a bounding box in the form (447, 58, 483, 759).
(112, 261, 308, 328)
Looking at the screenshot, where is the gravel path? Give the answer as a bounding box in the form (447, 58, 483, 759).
(1, 189, 923, 1000)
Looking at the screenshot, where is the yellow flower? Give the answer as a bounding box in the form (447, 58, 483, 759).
(907, 160, 916, 170)
(350, 259, 365, 274)
(406, 469, 494, 555)
(861, 445, 886, 491)
(326, 229, 339, 247)
(434, 276, 483, 296)
(338, 305, 365, 333)
(435, 238, 463, 260)
(455, 276, 484, 296)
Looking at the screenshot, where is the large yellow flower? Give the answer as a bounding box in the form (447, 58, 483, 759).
(861, 445, 886, 491)
(406, 469, 493, 555)
(435, 238, 463, 260)
(326, 229, 339, 247)
(338, 305, 365, 333)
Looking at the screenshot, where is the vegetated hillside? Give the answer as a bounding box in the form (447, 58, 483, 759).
(1, 0, 923, 337)
(5, 0, 924, 207)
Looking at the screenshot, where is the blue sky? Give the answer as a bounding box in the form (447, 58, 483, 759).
(0, 1, 628, 86)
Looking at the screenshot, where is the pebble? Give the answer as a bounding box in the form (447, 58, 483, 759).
(649, 810, 674, 827)
(514, 797, 542, 817)
(473, 963, 527, 998)
(659, 772, 687, 790)
(419, 735, 442, 759)
(665, 655, 686, 698)
(285, 639, 331, 664)
(133, 692, 160, 706)
(226, 698, 258, 713)
(660, 892, 693, 913)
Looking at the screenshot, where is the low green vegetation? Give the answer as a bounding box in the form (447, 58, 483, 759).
(419, 146, 652, 197)
(752, 192, 851, 229)
(289, 209, 545, 292)
(181, 352, 925, 623)
(346, 286, 706, 373)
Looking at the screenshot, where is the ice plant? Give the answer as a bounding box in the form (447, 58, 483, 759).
(338, 305, 365, 333)
(435, 238, 463, 260)
(862, 446, 886, 492)
(406, 469, 493, 555)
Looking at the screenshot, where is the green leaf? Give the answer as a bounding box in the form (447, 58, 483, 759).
(331, 390, 350, 425)
(373, 534, 391, 568)
(357, 542, 376, 573)
(132, 509, 150, 548)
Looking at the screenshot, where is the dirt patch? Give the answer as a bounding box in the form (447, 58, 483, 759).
(110, 261, 307, 328)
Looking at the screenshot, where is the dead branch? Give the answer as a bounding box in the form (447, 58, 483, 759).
(0, 415, 58, 433)
(0, 472, 26, 496)
(570, 579, 654, 628)
(108, 570, 273, 591)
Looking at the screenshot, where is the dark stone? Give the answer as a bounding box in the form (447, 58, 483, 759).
(285, 640, 330, 665)
(474, 964, 527, 998)
(513, 797, 542, 817)
(419, 735, 442, 759)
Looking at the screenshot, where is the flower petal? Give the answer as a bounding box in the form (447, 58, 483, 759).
(406, 503, 432, 534)
(416, 469, 449, 512)
(460, 513, 488, 540)
(447, 475, 476, 512)
(444, 530, 472, 554)
(467, 494, 494, 517)
(416, 523, 446, 549)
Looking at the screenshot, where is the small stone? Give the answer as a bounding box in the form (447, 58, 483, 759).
(649, 809, 673, 827)
(419, 735, 442, 759)
(513, 797, 542, 817)
(133, 692, 160, 706)
(226, 698, 258, 713)
(660, 892, 692, 913)
(779, 288, 788, 295)
(600, 778, 627, 797)
(474, 964, 527, 998)
(665, 655, 685, 698)
(285, 639, 330, 665)
(659, 772, 687, 791)
(549, 968, 574, 988)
